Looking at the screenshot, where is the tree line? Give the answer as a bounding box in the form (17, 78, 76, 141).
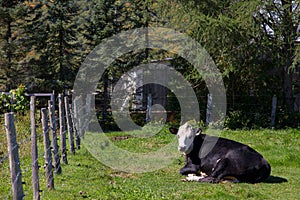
(0, 0, 299, 127)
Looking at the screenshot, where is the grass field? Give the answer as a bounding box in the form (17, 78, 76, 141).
(1, 122, 300, 199)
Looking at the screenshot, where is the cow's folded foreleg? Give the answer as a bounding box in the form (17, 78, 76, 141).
(208, 158, 236, 183)
(180, 155, 200, 175)
(182, 173, 206, 182)
(198, 176, 218, 183)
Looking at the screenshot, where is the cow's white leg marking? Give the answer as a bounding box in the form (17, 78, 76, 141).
(182, 173, 207, 182)
(212, 158, 222, 171)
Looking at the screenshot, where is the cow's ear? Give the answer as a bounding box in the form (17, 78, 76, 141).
(169, 127, 178, 135)
(195, 128, 202, 135)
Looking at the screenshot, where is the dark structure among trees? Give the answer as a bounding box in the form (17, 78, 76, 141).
(0, 0, 299, 128)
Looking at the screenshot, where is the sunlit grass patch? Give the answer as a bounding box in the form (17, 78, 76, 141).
(1, 124, 300, 199)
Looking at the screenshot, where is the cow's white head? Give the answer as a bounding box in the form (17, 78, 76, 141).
(169, 122, 202, 154)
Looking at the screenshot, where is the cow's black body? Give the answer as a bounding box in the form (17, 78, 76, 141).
(179, 134, 271, 183)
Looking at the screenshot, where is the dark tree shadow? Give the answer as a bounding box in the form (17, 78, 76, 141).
(263, 176, 288, 183)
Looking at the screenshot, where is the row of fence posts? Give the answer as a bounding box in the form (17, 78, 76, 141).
(4, 92, 278, 199)
(4, 94, 82, 200)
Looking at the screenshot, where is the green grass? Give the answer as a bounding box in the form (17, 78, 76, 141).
(1, 122, 300, 199)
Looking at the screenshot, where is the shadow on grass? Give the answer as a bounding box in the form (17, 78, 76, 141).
(264, 175, 288, 183)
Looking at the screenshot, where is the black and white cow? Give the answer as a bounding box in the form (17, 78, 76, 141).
(170, 123, 271, 183)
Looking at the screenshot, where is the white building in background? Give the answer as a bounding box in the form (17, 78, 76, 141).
(118, 59, 173, 111)
(120, 68, 144, 111)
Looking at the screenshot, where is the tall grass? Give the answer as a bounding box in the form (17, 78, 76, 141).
(0, 119, 299, 199)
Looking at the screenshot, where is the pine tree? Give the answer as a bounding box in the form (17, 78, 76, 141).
(45, 0, 82, 90)
(0, 0, 27, 90)
(82, 0, 160, 121)
(82, 0, 116, 49)
(23, 0, 82, 92)
(21, 1, 51, 91)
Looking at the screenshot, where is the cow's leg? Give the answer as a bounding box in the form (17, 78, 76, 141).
(252, 161, 271, 183)
(199, 158, 231, 183)
(198, 176, 217, 183)
(180, 156, 200, 175)
(238, 161, 271, 183)
(183, 173, 207, 182)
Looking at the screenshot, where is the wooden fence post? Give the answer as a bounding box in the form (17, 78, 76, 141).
(73, 95, 83, 140)
(41, 108, 54, 190)
(70, 104, 80, 149)
(48, 100, 62, 174)
(30, 97, 40, 200)
(84, 94, 92, 133)
(206, 94, 212, 126)
(146, 93, 152, 123)
(72, 94, 91, 139)
(5, 112, 24, 200)
(58, 94, 68, 164)
(65, 96, 75, 154)
(270, 95, 277, 128)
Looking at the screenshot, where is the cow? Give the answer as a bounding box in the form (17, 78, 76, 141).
(169, 123, 271, 183)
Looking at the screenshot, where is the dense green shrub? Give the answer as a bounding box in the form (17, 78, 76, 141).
(0, 85, 29, 114)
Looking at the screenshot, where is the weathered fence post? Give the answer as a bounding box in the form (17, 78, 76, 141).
(30, 97, 40, 200)
(48, 100, 62, 174)
(85, 94, 92, 115)
(72, 97, 81, 148)
(146, 93, 152, 123)
(270, 95, 277, 128)
(73, 95, 83, 138)
(70, 105, 80, 149)
(41, 108, 54, 190)
(65, 96, 75, 154)
(72, 94, 91, 139)
(58, 94, 68, 164)
(5, 112, 24, 200)
(84, 94, 92, 132)
(206, 94, 212, 126)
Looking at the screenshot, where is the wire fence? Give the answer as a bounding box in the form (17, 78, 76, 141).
(0, 91, 296, 199)
(0, 93, 84, 200)
(97, 93, 286, 129)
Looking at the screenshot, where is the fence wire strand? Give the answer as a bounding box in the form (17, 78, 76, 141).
(0, 110, 62, 199)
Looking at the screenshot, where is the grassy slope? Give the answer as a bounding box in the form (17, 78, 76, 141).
(1, 127, 300, 199)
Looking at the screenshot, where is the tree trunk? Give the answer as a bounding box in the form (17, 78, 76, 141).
(5, 20, 12, 90)
(102, 73, 109, 121)
(59, 28, 64, 83)
(281, 0, 296, 113)
(283, 64, 294, 112)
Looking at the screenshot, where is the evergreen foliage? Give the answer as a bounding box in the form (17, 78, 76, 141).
(0, 0, 28, 90)
(20, 0, 82, 92)
(0, 0, 298, 128)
